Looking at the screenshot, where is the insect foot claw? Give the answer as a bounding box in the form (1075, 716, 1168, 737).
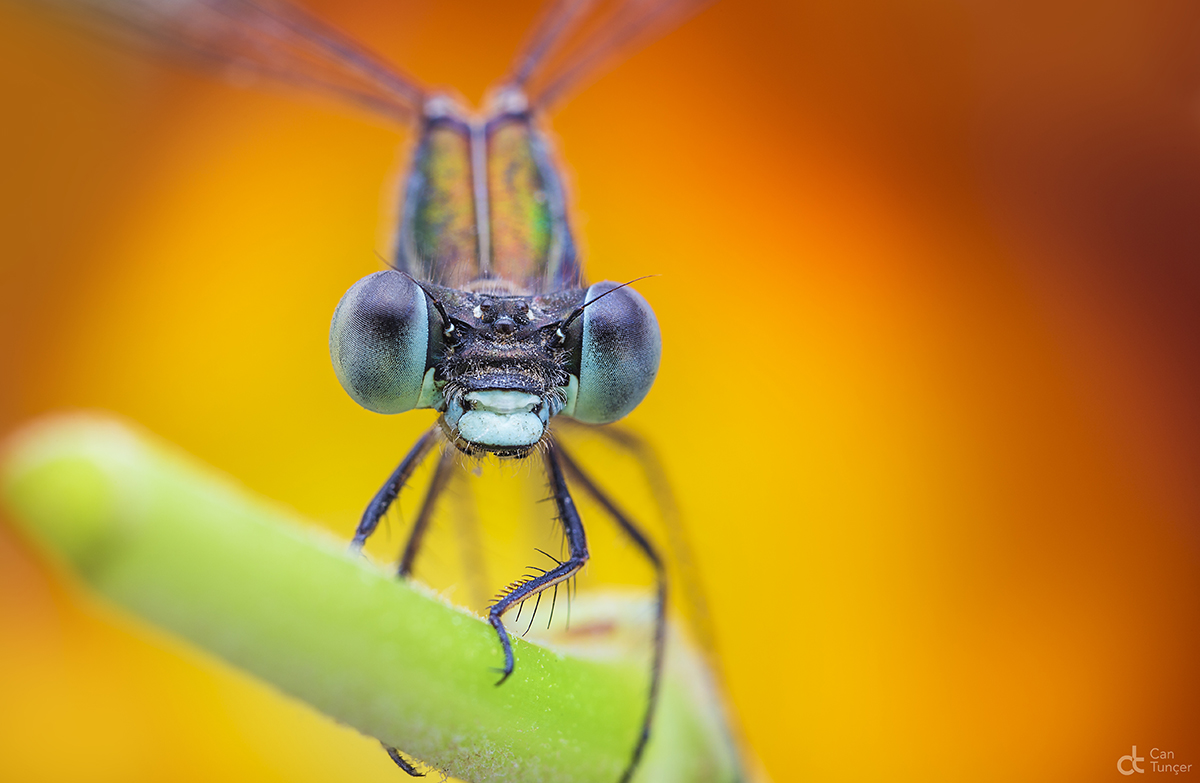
(492, 666, 514, 686)
(384, 744, 426, 777)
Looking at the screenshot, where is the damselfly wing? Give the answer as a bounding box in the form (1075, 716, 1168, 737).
(29, 1, 747, 780)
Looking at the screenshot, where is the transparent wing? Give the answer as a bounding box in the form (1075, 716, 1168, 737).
(506, 0, 717, 109)
(39, 0, 426, 123)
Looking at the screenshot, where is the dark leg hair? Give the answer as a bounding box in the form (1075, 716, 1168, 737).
(398, 446, 456, 577)
(485, 441, 589, 685)
(350, 426, 440, 550)
(383, 744, 424, 777)
(556, 445, 666, 783)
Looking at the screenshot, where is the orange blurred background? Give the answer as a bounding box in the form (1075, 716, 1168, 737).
(2, 0, 1199, 781)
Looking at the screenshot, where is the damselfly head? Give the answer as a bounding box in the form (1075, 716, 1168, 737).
(330, 272, 662, 457)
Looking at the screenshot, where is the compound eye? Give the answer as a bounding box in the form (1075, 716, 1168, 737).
(571, 281, 662, 424)
(330, 270, 436, 414)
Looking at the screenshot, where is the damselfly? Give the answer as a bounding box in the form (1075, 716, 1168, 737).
(35, 0, 735, 779)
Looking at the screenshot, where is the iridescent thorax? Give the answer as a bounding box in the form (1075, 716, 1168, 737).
(397, 91, 580, 296)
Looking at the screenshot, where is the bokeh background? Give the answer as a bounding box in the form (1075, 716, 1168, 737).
(3, 0, 1200, 780)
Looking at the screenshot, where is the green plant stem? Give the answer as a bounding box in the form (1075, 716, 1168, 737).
(1, 415, 740, 783)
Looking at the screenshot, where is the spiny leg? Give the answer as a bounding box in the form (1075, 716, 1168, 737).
(557, 422, 724, 658)
(350, 426, 440, 551)
(398, 446, 456, 578)
(558, 420, 716, 648)
(521, 549, 564, 631)
(486, 441, 589, 685)
(558, 445, 666, 783)
(528, 548, 571, 629)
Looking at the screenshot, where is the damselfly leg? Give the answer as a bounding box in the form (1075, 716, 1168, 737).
(350, 427, 440, 550)
(398, 447, 456, 578)
(383, 743, 425, 777)
(354, 437, 447, 778)
(557, 445, 667, 783)
(487, 441, 590, 685)
(355, 429, 669, 782)
(351, 434, 592, 690)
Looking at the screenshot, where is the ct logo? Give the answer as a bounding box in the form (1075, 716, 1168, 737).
(1118, 746, 1145, 775)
